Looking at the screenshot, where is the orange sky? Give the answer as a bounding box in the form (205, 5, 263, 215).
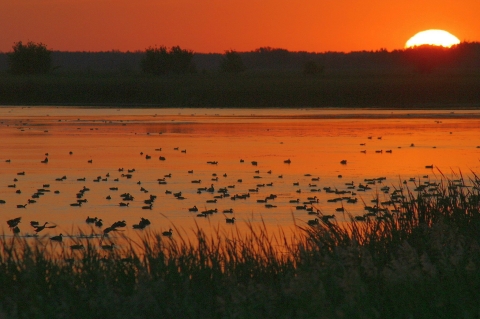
(1, 0, 478, 53)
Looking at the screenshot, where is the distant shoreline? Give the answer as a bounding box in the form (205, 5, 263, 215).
(1, 105, 480, 121)
(1, 72, 480, 109)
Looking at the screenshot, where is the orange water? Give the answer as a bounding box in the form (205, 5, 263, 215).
(1, 107, 479, 245)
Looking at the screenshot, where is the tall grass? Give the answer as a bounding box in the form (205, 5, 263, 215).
(1, 175, 480, 318)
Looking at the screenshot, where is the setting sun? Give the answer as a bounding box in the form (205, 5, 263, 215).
(406, 29, 460, 48)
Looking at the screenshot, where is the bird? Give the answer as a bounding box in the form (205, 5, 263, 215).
(70, 244, 84, 250)
(111, 220, 126, 228)
(139, 217, 150, 226)
(103, 227, 116, 235)
(321, 215, 335, 222)
(7, 217, 21, 228)
(50, 234, 63, 242)
(162, 229, 173, 237)
(226, 217, 236, 224)
(33, 222, 49, 233)
(133, 223, 146, 229)
(101, 243, 115, 251)
(86, 216, 97, 223)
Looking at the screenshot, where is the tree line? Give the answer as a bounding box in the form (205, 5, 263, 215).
(3, 41, 480, 76)
(4, 42, 253, 75)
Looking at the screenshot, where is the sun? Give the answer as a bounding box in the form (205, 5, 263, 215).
(405, 29, 460, 48)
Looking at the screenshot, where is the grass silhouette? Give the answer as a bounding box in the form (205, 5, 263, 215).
(1, 173, 480, 318)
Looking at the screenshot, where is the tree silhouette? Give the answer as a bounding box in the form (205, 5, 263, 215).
(168, 46, 196, 73)
(404, 45, 450, 74)
(141, 46, 196, 75)
(7, 41, 52, 75)
(303, 60, 324, 75)
(141, 46, 169, 75)
(220, 50, 246, 73)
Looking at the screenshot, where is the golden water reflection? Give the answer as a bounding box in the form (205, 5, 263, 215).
(1, 107, 479, 248)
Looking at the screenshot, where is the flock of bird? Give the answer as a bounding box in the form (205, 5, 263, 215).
(1, 133, 447, 252)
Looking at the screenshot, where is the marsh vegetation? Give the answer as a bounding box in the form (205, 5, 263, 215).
(1, 175, 480, 318)
(1, 71, 480, 107)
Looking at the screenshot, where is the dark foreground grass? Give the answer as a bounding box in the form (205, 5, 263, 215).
(1, 71, 480, 107)
(1, 174, 480, 318)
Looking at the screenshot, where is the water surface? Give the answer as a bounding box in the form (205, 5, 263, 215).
(1, 107, 479, 244)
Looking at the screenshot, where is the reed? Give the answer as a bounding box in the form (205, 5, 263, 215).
(1, 174, 480, 318)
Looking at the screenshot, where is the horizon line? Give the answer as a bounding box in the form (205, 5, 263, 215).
(1, 41, 479, 55)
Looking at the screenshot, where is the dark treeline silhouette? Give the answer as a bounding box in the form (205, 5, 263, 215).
(7, 41, 52, 74)
(2, 42, 480, 108)
(1, 42, 480, 74)
(141, 46, 196, 74)
(220, 50, 246, 73)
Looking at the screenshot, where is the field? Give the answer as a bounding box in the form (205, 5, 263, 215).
(1, 70, 480, 108)
(1, 175, 480, 318)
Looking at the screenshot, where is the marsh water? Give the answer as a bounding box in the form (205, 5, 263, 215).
(1, 107, 479, 244)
